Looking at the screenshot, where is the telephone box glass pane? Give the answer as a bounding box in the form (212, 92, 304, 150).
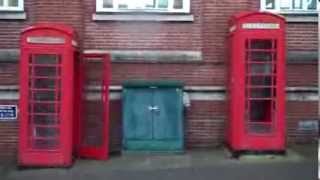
(250, 88, 272, 98)
(34, 67, 59, 77)
(33, 114, 58, 125)
(33, 79, 58, 89)
(246, 39, 276, 134)
(250, 64, 272, 74)
(250, 76, 272, 86)
(248, 100, 273, 133)
(81, 59, 105, 147)
(28, 54, 61, 150)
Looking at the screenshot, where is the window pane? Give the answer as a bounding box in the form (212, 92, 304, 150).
(0, 0, 3, 6)
(8, 0, 19, 7)
(307, 0, 317, 9)
(173, 0, 183, 9)
(293, 0, 303, 9)
(145, 0, 155, 8)
(118, 0, 128, 9)
(158, 0, 168, 8)
(119, 0, 156, 9)
(265, 0, 275, 9)
(280, 0, 291, 9)
(103, 0, 113, 8)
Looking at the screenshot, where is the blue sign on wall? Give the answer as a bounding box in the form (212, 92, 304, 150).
(0, 105, 18, 121)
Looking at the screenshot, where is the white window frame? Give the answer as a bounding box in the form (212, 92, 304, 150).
(0, 0, 24, 11)
(260, 0, 319, 14)
(96, 0, 190, 13)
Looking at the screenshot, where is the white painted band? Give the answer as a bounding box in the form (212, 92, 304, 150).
(0, 90, 317, 101)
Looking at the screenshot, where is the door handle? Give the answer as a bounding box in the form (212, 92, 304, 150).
(148, 106, 159, 111)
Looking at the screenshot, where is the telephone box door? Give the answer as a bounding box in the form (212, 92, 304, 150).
(245, 37, 278, 135)
(20, 49, 65, 161)
(77, 54, 110, 160)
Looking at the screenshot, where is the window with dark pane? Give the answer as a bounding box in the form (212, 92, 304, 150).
(8, 0, 18, 7)
(158, 0, 168, 8)
(174, 0, 183, 9)
(293, 0, 303, 9)
(265, 0, 275, 9)
(103, 0, 113, 8)
(307, 0, 317, 9)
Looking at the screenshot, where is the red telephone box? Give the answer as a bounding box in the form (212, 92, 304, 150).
(76, 54, 110, 160)
(19, 24, 111, 166)
(227, 12, 286, 154)
(19, 24, 78, 166)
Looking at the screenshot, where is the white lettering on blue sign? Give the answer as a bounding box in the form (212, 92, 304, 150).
(0, 105, 18, 121)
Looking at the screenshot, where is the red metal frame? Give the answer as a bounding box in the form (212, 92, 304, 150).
(76, 53, 110, 160)
(19, 24, 77, 167)
(227, 12, 286, 152)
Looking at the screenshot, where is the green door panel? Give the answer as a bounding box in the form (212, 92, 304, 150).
(123, 89, 153, 140)
(153, 88, 183, 140)
(122, 81, 184, 152)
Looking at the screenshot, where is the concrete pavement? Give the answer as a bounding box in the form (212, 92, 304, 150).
(1, 144, 317, 180)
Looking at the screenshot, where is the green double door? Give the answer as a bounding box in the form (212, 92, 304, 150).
(123, 84, 184, 151)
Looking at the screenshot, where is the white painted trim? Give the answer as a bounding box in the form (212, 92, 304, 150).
(184, 86, 225, 91)
(92, 14, 194, 22)
(260, 0, 319, 14)
(96, 0, 190, 13)
(0, 88, 317, 101)
(286, 86, 318, 91)
(0, 91, 18, 100)
(0, 85, 317, 92)
(0, 85, 18, 90)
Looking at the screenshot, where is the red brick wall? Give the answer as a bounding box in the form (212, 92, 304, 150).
(287, 64, 318, 87)
(111, 63, 226, 86)
(186, 101, 225, 148)
(287, 23, 318, 51)
(201, 0, 250, 62)
(0, 63, 18, 85)
(286, 101, 318, 144)
(0, 0, 317, 161)
(83, 0, 202, 51)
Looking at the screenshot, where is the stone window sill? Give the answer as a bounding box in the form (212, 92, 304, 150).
(0, 12, 26, 20)
(284, 14, 318, 23)
(92, 13, 194, 22)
